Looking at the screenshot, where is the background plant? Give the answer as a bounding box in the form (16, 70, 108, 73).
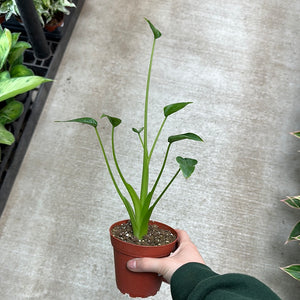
(0, 26, 51, 159)
(0, 0, 76, 26)
(0, 0, 18, 21)
(58, 19, 203, 240)
(33, 0, 76, 26)
(280, 131, 300, 281)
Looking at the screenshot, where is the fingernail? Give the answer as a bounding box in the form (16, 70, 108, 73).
(127, 259, 137, 269)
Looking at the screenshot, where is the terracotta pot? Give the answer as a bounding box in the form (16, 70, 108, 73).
(109, 220, 178, 298)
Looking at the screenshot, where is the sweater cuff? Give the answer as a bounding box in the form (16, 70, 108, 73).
(170, 262, 218, 300)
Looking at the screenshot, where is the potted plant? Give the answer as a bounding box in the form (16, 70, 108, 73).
(0, 0, 18, 22)
(0, 26, 51, 160)
(33, 0, 76, 32)
(58, 19, 203, 297)
(0, 0, 76, 32)
(280, 131, 300, 281)
(0, 1, 6, 23)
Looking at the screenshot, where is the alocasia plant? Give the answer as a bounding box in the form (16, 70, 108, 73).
(58, 19, 203, 239)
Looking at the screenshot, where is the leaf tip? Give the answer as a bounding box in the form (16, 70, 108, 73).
(145, 18, 161, 39)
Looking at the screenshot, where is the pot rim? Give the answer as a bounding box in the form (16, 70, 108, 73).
(109, 219, 178, 256)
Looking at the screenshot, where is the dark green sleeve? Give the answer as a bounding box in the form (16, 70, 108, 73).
(170, 263, 281, 300)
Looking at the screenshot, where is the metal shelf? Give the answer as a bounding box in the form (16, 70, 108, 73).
(0, 0, 85, 216)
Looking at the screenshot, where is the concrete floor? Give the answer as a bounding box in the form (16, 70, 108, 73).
(0, 0, 299, 299)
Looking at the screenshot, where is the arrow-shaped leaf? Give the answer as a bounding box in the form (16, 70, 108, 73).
(164, 102, 192, 117)
(281, 264, 300, 281)
(176, 156, 198, 178)
(145, 18, 161, 39)
(101, 114, 121, 127)
(56, 117, 98, 128)
(286, 221, 300, 243)
(132, 127, 144, 134)
(281, 196, 300, 209)
(291, 131, 300, 139)
(168, 132, 203, 144)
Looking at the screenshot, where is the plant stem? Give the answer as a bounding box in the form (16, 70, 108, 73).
(112, 127, 126, 185)
(112, 127, 141, 224)
(150, 168, 181, 211)
(140, 37, 156, 204)
(138, 132, 144, 148)
(149, 143, 171, 197)
(149, 117, 167, 161)
(94, 127, 136, 225)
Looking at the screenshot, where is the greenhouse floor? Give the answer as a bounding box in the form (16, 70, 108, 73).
(0, 1, 299, 299)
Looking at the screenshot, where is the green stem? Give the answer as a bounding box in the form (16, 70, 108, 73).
(138, 132, 144, 148)
(150, 168, 181, 211)
(149, 143, 171, 196)
(95, 127, 135, 221)
(140, 38, 156, 204)
(149, 117, 167, 161)
(112, 127, 126, 185)
(112, 127, 141, 223)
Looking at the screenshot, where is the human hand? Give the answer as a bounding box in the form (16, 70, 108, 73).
(127, 229, 205, 283)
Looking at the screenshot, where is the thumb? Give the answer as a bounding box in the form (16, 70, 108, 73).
(127, 257, 163, 274)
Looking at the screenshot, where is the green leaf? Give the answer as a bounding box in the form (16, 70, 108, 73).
(287, 221, 300, 242)
(0, 123, 15, 145)
(8, 41, 31, 68)
(0, 100, 24, 124)
(0, 28, 12, 70)
(163, 102, 192, 117)
(281, 264, 300, 281)
(10, 64, 34, 77)
(56, 117, 98, 128)
(282, 196, 300, 209)
(168, 132, 203, 144)
(0, 71, 10, 81)
(176, 156, 198, 178)
(132, 127, 144, 134)
(145, 18, 161, 39)
(0, 76, 52, 102)
(101, 114, 121, 127)
(291, 131, 300, 139)
(11, 32, 21, 48)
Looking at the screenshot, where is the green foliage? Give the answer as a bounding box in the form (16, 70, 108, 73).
(0, 26, 50, 154)
(281, 265, 300, 281)
(282, 196, 300, 209)
(58, 19, 204, 239)
(0, 76, 51, 101)
(33, 0, 76, 26)
(281, 135, 300, 280)
(0, 0, 76, 26)
(291, 131, 300, 139)
(0, 0, 19, 21)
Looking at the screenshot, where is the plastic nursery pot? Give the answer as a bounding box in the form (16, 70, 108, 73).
(44, 12, 64, 32)
(109, 220, 178, 298)
(0, 15, 5, 24)
(45, 19, 64, 32)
